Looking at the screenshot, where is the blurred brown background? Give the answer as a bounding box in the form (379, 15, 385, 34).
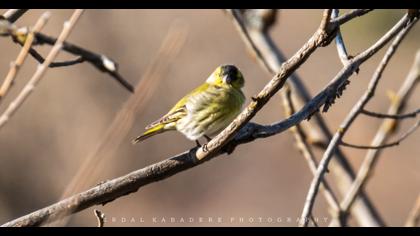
(0, 9, 418, 227)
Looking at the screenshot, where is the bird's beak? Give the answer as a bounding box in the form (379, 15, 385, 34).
(223, 75, 230, 84)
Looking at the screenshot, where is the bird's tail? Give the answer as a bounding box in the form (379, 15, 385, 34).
(132, 124, 166, 144)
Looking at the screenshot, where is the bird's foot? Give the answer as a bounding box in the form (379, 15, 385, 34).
(195, 141, 209, 152)
(204, 135, 212, 142)
(195, 140, 202, 148)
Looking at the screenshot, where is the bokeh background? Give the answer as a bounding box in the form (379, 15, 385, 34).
(0, 9, 418, 227)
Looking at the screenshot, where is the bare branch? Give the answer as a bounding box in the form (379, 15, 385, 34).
(0, 12, 50, 101)
(2, 9, 28, 23)
(361, 108, 420, 119)
(319, 9, 333, 32)
(332, 9, 352, 67)
(0, 10, 85, 130)
(300, 15, 417, 227)
(38, 34, 133, 91)
(331, 9, 374, 26)
(340, 120, 419, 149)
(1, 11, 134, 93)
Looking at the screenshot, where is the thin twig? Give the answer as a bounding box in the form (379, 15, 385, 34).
(0, 12, 50, 101)
(2, 9, 28, 23)
(405, 195, 420, 227)
(26, 47, 86, 67)
(300, 15, 417, 227)
(332, 9, 351, 66)
(331, 9, 374, 26)
(1, 11, 134, 93)
(340, 120, 419, 149)
(0, 10, 85, 130)
(93, 209, 105, 227)
(337, 49, 420, 219)
(30, 32, 134, 92)
(361, 108, 420, 119)
(226, 9, 384, 226)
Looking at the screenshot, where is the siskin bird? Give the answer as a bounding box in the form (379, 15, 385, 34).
(132, 64, 245, 145)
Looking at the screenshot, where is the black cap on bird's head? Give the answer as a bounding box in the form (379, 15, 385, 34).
(221, 64, 239, 77)
(219, 64, 245, 89)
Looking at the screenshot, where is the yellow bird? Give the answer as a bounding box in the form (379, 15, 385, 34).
(132, 64, 246, 146)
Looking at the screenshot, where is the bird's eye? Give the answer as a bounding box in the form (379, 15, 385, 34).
(226, 75, 239, 84)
